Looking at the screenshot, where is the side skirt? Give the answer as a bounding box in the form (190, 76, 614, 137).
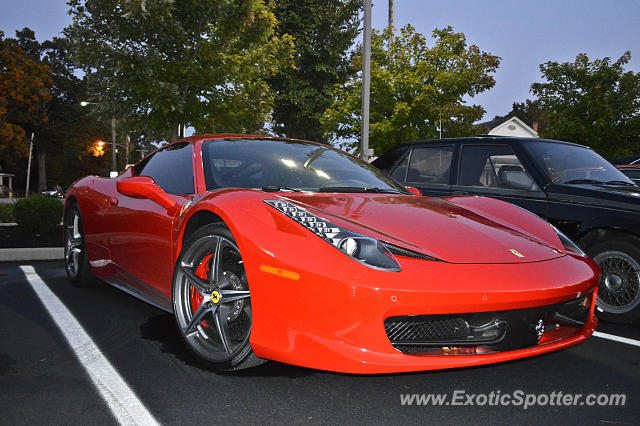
(102, 267, 173, 313)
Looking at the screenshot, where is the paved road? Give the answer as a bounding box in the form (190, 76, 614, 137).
(1, 261, 638, 425)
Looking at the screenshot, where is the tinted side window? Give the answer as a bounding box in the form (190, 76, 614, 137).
(136, 142, 194, 194)
(406, 146, 454, 184)
(372, 146, 408, 173)
(390, 153, 409, 181)
(458, 145, 538, 191)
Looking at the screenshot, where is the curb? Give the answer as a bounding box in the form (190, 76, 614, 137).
(0, 247, 64, 262)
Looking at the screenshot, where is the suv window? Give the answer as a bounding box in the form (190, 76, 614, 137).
(135, 142, 194, 194)
(390, 153, 409, 181)
(458, 145, 538, 191)
(404, 146, 454, 184)
(372, 146, 408, 174)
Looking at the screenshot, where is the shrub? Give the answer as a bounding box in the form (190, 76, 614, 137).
(0, 203, 14, 223)
(13, 195, 64, 234)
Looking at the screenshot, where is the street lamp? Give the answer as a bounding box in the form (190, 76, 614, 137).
(80, 101, 117, 177)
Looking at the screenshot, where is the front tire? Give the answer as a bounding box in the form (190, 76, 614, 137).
(172, 223, 264, 371)
(587, 238, 640, 324)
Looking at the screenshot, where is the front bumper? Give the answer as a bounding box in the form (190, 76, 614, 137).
(231, 212, 600, 374)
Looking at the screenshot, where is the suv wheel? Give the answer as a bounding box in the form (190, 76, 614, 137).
(587, 239, 640, 324)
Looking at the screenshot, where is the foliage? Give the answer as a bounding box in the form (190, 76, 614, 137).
(0, 31, 52, 171)
(0, 203, 14, 223)
(530, 52, 640, 159)
(65, 0, 295, 139)
(322, 25, 500, 155)
(13, 195, 63, 234)
(269, 0, 362, 143)
(11, 29, 110, 190)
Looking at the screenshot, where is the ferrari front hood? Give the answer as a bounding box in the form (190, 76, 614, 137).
(282, 193, 564, 264)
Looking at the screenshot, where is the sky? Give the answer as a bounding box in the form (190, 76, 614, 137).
(1, 0, 639, 122)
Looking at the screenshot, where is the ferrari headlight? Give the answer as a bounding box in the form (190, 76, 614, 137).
(264, 200, 401, 271)
(552, 225, 587, 257)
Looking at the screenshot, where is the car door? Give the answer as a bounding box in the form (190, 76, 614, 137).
(389, 145, 455, 197)
(109, 142, 195, 301)
(451, 144, 548, 218)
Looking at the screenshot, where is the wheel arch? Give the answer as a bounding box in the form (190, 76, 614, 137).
(578, 227, 640, 251)
(64, 194, 79, 212)
(180, 209, 224, 251)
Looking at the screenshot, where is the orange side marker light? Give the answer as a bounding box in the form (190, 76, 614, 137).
(260, 265, 300, 281)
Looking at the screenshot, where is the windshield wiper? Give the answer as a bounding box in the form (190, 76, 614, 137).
(318, 186, 403, 194)
(261, 186, 304, 192)
(563, 179, 636, 187)
(563, 179, 604, 185)
(603, 180, 636, 186)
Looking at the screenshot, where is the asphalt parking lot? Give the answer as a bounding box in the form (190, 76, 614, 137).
(1, 261, 639, 425)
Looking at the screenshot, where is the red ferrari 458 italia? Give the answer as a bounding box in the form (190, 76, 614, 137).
(64, 135, 599, 373)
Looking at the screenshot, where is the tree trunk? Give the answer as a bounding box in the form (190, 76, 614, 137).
(37, 150, 46, 192)
(172, 124, 179, 141)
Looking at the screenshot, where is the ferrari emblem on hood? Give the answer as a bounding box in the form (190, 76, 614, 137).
(510, 249, 525, 258)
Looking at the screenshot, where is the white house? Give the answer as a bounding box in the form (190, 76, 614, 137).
(480, 116, 539, 138)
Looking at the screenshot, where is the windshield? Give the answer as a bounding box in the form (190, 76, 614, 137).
(523, 142, 634, 185)
(201, 138, 409, 193)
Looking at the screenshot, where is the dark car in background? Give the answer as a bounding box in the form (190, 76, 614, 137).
(373, 136, 640, 324)
(41, 185, 64, 198)
(612, 154, 640, 165)
(616, 165, 640, 186)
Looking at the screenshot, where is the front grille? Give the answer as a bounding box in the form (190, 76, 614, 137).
(385, 317, 468, 343)
(555, 296, 590, 325)
(385, 293, 592, 355)
(394, 345, 443, 354)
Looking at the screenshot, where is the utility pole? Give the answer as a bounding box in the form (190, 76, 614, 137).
(111, 117, 117, 176)
(389, 0, 395, 43)
(360, 0, 373, 161)
(125, 134, 130, 165)
(25, 132, 34, 196)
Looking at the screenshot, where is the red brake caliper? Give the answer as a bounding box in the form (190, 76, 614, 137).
(190, 253, 214, 328)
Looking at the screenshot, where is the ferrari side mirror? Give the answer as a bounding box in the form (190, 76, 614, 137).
(405, 186, 422, 196)
(116, 176, 178, 210)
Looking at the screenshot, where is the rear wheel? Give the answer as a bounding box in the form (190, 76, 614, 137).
(588, 239, 640, 324)
(172, 223, 264, 370)
(64, 204, 93, 286)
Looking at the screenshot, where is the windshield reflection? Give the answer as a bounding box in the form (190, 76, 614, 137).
(524, 142, 634, 185)
(201, 138, 409, 194)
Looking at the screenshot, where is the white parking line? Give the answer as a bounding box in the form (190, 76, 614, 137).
(20, 266, 160, 426)
(593, 331, 640, 348)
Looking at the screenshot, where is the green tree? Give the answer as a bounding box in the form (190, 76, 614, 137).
(0, 31, 52, 172)
(269, 0, 362, 143)
(531, 52, 640, 159)
(65, 0, 294, 140)
(322, 25, 500, 155)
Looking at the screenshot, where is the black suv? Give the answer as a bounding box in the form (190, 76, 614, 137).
(373, 136, 640, 324)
